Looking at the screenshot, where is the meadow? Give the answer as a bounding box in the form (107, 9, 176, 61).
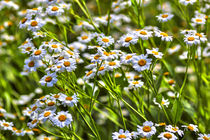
(0, 0, 209, 139)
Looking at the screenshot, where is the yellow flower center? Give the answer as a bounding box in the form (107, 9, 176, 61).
(118, 134, 126, 139)
(52, 44, 58, 48)
(66, 97, 73, 101)
(99, 66, 104, 71)
(54, 94, 60, 98)
(195, 19, 202, 22)
(86, 71, 93, 76)
(188, 37, 195, 41)
(34, 50, 41, 55)
(44, 111, 51, 117)
(94, 55, 100, 60)
(138, 59, 147, 66)
(47, 101, 55, 106)
(32, 106, 37, 111)
(58, 115, 67, 122)
(143, 126, 151, 132)
(25, 47, 31, 51)
(164, 133, 172, 139)
(162, 14, 168, 18)
(160, 32, 168, 37)
(172, 128, 178, 131)
(168, 79, 175, 85)
(132, 81, 139, 85)
(125, 37, 132, 42)
(31, 21, 38, 27)
(152, 51, 159, 55)
(28, 61, 35, 67)
(51, 6, 59, 11)
(3, 123, 9, 127)
(31, 119, 37, 124)
(64, 61, 70, 67)
(140, 31, 147, 35)
(21, 18, 27, 24)
(195, 33, 202, 37)
(81, 36, 88, 40)
(45, 76, 52, 82)
(102, 38, 109, 43)
(203, 136, 209, 140)
(109, 62, 116, 66)
(159, 122, 166, 126)
(125, 55, 132, 60)
(187, 125, 194, 131)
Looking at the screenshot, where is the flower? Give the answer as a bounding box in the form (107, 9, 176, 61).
(59, 93, 79, 107)
(165, 125, 184, 136)
(179, 0, 196, 6)
(197, 133, 210, 140)
(131, 54, 152, 72)
(128, 80, 144, 89)
(158, 132, 177, 140)
(31, 48, 47, 60)
(27, 18, 45, 32)
(168, 45, 181, 54)
(184, 35, 200, 46)
(155, 31, 173, 41)
(135, 29, 153, 40)
(57, 58, 77, 72)
(77, 33, 93, 43)
(153, 97, 170, 108)
(195, 32, 207, 43)
(146, 48, 163, 59)
(192, 17, 206, 25)
(112, 129, 132, 140)
(0, 120, 13, 130)
(121, 53, 136, 64)
(106, 60, 121, 71)
(137, 121, 156, 138)
(39, 110, 55, 122)
(182, 124, 199, 132)
(47, 5, 64, 16)
(97, 35, 114, 48)
(40, 72, 58, 87)
(118, 33, 138, 47)
(24, 57, 42, 72)
(84, 70, 96, 80)
(51, 111, 73, 128)
(156, 13, 174, 22)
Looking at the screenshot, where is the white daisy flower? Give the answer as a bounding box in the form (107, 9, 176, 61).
(146, 48, 163, 59)
(184, 35, 200, 46)
(47, 5, 64, 16)
(128, 80, 144, 89)
(51, 111, 73, 128)
(121, 53, 136, 64)
(27, 118, 39, 128)
(59, 93, 79, 107)
(131, 54, 152, 72)
(84, 70, 96, 80)
(155, 31, 173, 41)
(18, 38, 35, 54)
(0, 120, 13, 130)
(96, 65, 108, 76)
(137, 121, 156, 138)
(112, 129, 132, 140)
(31, 48, 47, 60)
(24, 129, 34, 135)
(106, 60, 121, 71)
(19, 17, 30, 29)
(195, 32, 207, 43)
(24, 57, 43, 72)
(165, 125, 184, 137)
(197, 133, 210, 140)
(156, 13, 174, 22)
(118, 33, 138, 47)
(182, 124, 199, 132)
(158, 132, 177, 140)
(48, 42, 62, 53)
(153, 97, 170, 108)
(192, 17, 206, 25)
(32, 32, 46, 38)
(27, 18, 45, 32)
(168, 45, 181, 54)
(39, 110, 55, 122)
(13, 129, 26, 136)
(179, 0, 196, 6)
(97, 35, 114, 48)
(57, 58, 77, 72)
(180, 29, 196, 35)
(40, 72, 58, 87)
(135, 29, 153, 40)
(77, 33, 93, 43)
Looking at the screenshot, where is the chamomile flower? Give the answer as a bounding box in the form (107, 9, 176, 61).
(182, 124, 199, 132)
(135, 29, 153, 40)
(165, 125, 184, 137)
(106, 60, 121, 71)
(97, 35, 114, 48)
(131, 54, 152, 72)
(0, 120, 13, 130)
(158, 132, 177, 140)
(184, 35, 200, 46)
(27, 118, 39, 128)
(195, 32, 207, 43)
(32, 31, 46, 38)
(52, 111, 73, 128)
(39, 110, 55, 122)
(146, 48, 163, 59)
(27, 18, 45, 32)
(192, 17, 206, 25)
(179, 0, 196, 6)
(13, 129, 25, 136)
(24, 129, 34, 135)
(137, 121, 156, 138)
(24, 58, 42, 72)
(31, 48, 46, 60)
(153, 97, 170, 108)
(121, 53, 136, 64)
(128, 80, 144, 89)
(198, 133, 210, 140)
(155, 31, 173, 41)
(47, 5, 64, 16)
(96, 65, 108, 76)
(112, 129, 132, 140)
(156, 13, 174, 22)
(118, 33, 138, 47)
(168, 45, 181, 54)
(19, 17, 30, 29)
(40, 72, 58, 87)
(77, 33, 93, 43)
(84, 70, 96, 80)
(47, 42, 62, 53)
(57, 58, 77, 72)
(18, 38, 35, 54)
(59, 93, 79, 107)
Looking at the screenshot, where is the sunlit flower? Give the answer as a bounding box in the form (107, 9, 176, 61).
(182, 124, 199, 132)
(47, 5, 64, 16)
(165, 125, 184, 136)
(135, 29, 153, 40)
(131, 54, 152, 72)
(146, 48, 163, 59)
(184, 35, 200, 46)
(156, 13, 174, 22)
(40, 72, 58, 87)
(197, 133, 210, 140)
(158, 132, 177, 140)
(51, 111, 73, 128)
(112, 129, 132, 140)
(118, 33, 138, 47)
(97, 35, 114, 48)
(128, 80, 144, 89)
(59, 93, 79, 107)
(137, 121, 156, 138)
(155, 31, 173, 41)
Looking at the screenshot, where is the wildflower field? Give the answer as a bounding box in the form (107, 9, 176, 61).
(0, 0, 210, 139)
